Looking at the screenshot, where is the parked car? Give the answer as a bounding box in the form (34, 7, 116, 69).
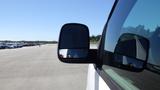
(57, 0, 160, 90)
(5, 43, 15, 49)
(4, 43, 22, 49)
(16, 43, 23, 48)
(0, 44, 6, 49)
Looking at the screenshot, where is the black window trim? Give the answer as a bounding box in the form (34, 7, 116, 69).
(93, 0, 122, 90)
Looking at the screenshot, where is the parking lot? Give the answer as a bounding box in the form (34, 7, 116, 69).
(0, 44, 88, 90)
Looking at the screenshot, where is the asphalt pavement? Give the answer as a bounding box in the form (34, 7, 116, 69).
(0, 44, 88, 90)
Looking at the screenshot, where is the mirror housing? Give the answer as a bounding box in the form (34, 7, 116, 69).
(58, 23, 97, 63)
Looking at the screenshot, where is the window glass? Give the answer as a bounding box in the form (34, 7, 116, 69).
(122, 0, 160, 67)
(104, 0, 160, 69)
(103, 0, 160, 89)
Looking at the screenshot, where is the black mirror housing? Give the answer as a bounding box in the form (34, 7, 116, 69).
(58, 23, 96, 63)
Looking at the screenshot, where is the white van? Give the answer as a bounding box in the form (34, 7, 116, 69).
(58, 0, 160, 90)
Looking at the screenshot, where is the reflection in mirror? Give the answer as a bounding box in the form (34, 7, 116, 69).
(59, 49, 88, 59)
(104, 33, 150, 71)
(115, 33, 149, 61)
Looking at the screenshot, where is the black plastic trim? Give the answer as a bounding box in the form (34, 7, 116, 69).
(95, 0, 122, 90)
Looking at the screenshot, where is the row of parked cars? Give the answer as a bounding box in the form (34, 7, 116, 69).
(0, 42, 41, 49)
(0, 43, 22, 49)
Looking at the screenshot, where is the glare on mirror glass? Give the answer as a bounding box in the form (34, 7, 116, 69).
(59, 49, 88, 58)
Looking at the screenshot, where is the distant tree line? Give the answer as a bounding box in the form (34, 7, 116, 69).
(90, 35, 101, 43)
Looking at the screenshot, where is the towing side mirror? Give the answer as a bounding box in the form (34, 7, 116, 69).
(58, 23, 97, 63)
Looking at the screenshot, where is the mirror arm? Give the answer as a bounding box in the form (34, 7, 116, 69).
(88, 49, 98, 63)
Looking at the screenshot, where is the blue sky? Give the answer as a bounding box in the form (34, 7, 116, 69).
(0, 0, 114, 41)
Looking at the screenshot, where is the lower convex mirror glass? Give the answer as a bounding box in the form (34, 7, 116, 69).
(59, 49, 88, 59)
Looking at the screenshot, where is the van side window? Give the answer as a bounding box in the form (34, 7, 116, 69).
(102, 0, 160, 90)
